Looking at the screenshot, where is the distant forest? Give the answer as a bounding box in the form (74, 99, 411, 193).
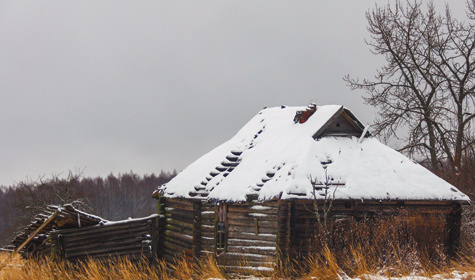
(0, 170, 176, 246)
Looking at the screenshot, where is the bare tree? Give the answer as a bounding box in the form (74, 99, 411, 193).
(344, 0, 475, 173)
(311, 159, 338, 246)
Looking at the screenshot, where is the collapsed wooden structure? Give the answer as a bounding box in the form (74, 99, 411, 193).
(10, 205, 158, 262)
(152, 104, 470, 271)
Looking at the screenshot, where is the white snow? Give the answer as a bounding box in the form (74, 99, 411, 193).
(102, 214, 158, 225)
(159, 105, 470, 203)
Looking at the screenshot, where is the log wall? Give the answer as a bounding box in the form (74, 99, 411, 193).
(51, 215, 158, 261)
(283, 199, 458, 260)
(162, 198, 194, 262)
(199, 202, 216, 256)
(219, 199, 279, 271)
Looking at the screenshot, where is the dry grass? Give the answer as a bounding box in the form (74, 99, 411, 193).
(0, 249, 474, 280)
(1, 212, 474, 279)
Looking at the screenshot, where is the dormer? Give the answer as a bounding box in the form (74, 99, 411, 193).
(311, 106, 367, 139)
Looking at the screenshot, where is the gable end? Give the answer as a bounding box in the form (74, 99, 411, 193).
(313, 108, 365, 139)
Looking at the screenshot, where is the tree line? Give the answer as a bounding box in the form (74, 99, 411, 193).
(0, 170, 176, 246)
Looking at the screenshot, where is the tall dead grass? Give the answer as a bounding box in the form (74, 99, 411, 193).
(0, 248, 474, 280)
(1, 211, 474, 279)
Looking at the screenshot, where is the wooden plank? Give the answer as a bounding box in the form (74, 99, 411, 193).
(227, 246, 276, 255)
(228, 232, 276, 242)
(165, 234, 193, 248)
(227, 238, 275, 247)
(165, 212, 194, 224)
(165, 199, 194, 211)
(64, 236, 151, 253)
(227, 212, 277, 220)
(57, 219, 152, 235)
(166, 218, 193, 230)
(227, 206, 278, 214)
(223, 252, 274, 262)
(164, 242, 188, 255)
(201, 237, 214, 246)
(64, 236, 151, 254)
(165, 224, 193, 236)
(65, 243, 150, 258)
(61, 226, 151, 244)
(228, 225, 277, 235)
(227, 219, 277, 228)
(164, 230, 193, 243)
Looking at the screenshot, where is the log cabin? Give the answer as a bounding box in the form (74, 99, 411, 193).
(153, 104, 470, 271)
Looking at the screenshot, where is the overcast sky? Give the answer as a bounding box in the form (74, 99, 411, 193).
(0, 1, 465, 187)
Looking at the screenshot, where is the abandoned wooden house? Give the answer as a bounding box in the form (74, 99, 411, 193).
(10, 204, 159, 261)
(152, 104, 470, 271)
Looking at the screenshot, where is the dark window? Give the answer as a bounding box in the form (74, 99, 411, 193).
(216, 222, 226, 250)
(216, 203, 227, 253)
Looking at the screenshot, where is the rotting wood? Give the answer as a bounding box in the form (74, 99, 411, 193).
(226, 245, 277, 255)
(61, 224, 151, 242)
(227, 225, 277, 235)
(165, 218, 193, 229)
(227, 231, 276, 242)
(227, 238, 275, 247)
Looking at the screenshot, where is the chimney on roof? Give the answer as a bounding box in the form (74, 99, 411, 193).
(294, 103, 317, 124)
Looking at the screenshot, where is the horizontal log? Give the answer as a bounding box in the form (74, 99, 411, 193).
(222, 252, 274, 262)
(164, 234, 193, 248)
(227, 219, 277, 228)
(65, 243, 150, 258)
(164, 244, 187, 257)
(227, 238, 275, 247)
(165, 224, 193, 236)
(165, 212, 194, 223)
(227, 206, 277, 214)
(227, 212, 277, 220)
(68, 251, 153, 262)
(61, 224, 151, 241)
(226, 246, 276, 255)
(201, 218, 216, 225)
(61, 225, 151, 244)
(228, 225, 277, 235)
(166, 218, 193, 230)
(67, 247, 152, 261)
(165, 199, 194, 211)
(64, 236, 151, 254)
(201, 230, 215, 239)
(223, 260, 274, 268)
(164, 230, 193, 243)
(57, 219, 152, 235)
(228, 232, 276, 242)
(201, 237, 214, 246)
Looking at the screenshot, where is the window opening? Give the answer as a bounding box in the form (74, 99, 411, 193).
(216, 203, 227, 253)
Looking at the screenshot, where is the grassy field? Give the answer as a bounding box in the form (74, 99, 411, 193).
(1, 247, 474, 280)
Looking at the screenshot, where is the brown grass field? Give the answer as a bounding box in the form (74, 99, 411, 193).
(1, 246, 474, 280)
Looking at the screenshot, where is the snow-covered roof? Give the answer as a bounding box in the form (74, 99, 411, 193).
(157, 105, 470, 203)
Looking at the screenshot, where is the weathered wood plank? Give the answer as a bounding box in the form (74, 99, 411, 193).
(227, 219, 277, 228)
(227, 245, 276, 255)
(65, 243, 150, 258)
(227, 238, 275, 247)
(227, 212, 277, 220)
(228, 225, 277, 235)
(228, 232, 276, 242)
(165, 224, 193, 236)
(62, 225, 151, 244)
(164, 230, 193, 243)
(166, 218, 193, 230)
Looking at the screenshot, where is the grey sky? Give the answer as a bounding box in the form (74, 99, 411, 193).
(0, 1, 465, 186)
